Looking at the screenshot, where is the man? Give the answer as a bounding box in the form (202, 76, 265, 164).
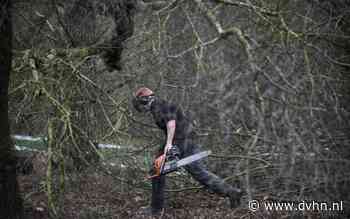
(132, 87, 243, 215)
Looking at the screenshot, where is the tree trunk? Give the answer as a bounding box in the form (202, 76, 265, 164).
(0, 0, 24, 218)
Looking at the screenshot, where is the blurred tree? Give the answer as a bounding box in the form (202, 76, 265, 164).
(12, 0, 137, 70)
(0, 0, 24, 218)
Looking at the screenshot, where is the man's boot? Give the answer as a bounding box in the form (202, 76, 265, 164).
(228, 188, 244, 208)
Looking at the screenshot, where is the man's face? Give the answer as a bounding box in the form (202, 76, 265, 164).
(132, 96, 152, 113)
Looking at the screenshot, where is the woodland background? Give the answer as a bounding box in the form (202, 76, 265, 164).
(0, 0, 349, 218)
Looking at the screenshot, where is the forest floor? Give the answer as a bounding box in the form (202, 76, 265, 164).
(17, 152, 324, 219)
(19, 174, 251, 219)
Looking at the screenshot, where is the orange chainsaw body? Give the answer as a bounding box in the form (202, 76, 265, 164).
(148, 154, 166, 179)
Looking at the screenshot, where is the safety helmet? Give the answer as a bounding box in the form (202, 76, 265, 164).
(134, 87, 154, 97)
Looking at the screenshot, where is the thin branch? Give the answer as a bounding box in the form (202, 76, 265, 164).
(210, 154, 271, 166)
(214, 0, 279, 16)
(192, 0, 258, 71)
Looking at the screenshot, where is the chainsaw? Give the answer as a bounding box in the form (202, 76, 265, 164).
(148, 146, 211, 179)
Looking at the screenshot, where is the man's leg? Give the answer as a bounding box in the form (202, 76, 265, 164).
(185, 160, 233, 194)
(151, 174, 165, 213)
(184, 148, 242, 208)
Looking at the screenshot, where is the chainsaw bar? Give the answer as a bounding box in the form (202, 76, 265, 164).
(161, 150, 212, 175)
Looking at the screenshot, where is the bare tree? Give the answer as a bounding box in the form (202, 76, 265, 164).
(125, 0, 350, 211)
(7, 0, 350, 217)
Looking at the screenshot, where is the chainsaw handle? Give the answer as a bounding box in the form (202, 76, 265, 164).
(159, 153, 167, 177)
(147, 154, 166, 179)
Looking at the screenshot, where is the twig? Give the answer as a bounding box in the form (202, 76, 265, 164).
(214, 0, 279, 16)
(210, 154, 270, 166)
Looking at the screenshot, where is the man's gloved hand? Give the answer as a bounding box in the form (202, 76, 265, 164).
(167, 145, 180, 161)
(148, 145, 180, 177)
(164, 143, 172, 154)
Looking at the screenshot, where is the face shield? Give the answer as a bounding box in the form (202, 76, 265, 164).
(132, 95, 155, 113)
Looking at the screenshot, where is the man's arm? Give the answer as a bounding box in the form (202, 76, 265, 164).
(165, 120, 176, 153)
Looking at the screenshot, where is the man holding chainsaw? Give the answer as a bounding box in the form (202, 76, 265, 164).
(132, 87, 243, 215)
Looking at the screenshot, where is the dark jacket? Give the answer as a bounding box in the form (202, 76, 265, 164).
(150, 98, 196, 149)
